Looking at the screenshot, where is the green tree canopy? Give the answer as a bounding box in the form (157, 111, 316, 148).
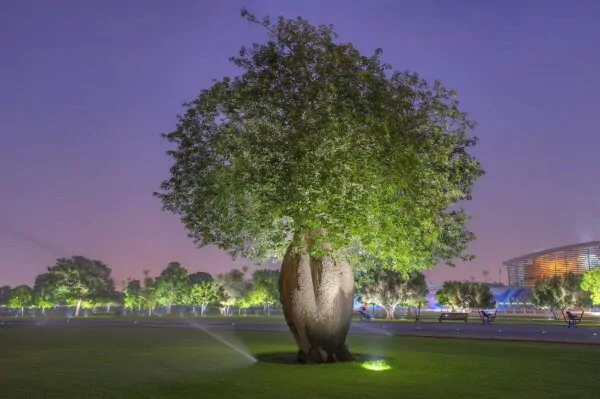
(531, 273, 590, 310)
(435, 281, 495, 311)
(358, 268, 428, 319)
(44, 256, 115, 316)
(140, 274, 159, 316)
(581, 268, 600, 305)
(188, 271, 213, 285)
(156, 9, 484, 271)
(123, 279, 143, 310)
(155, 262, 189, 313)
(249, 269, 280, 310)
(33, 273, 56, 312)
(188, 280, 226, 316)
(215, 268, 249, 314)
(8, 285, 34, 315)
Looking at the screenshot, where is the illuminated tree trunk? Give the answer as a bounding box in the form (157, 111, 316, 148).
(75, 299, 82, 317)
(279, 240, 355, 364)
(383, 305, 395, 319)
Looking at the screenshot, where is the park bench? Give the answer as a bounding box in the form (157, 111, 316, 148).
(564, 309, 584, 328)
(478, 310, 497, 325)
(438, 312, 469, 323)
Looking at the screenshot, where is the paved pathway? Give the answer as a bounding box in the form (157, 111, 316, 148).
(3, 317, 600, 345)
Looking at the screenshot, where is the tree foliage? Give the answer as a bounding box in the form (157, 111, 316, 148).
(33, 273, 55, 312)
(358, 268, 427, 319)
(188, 280, 226, 316)
(435, 281, 495, 311)
(155, 262, 189, 313)
(188, 271, 213, 285)
(581, 268, 600, 305)
(123, 279, 143, 310)
(44, 256, 115, 315)
(531, 273, 590, 310)
(248, 269, 280, 310)
(8, 285, 34, 314)
(215, 268, 249, 314)
(155, 9, 484, 271)
(140, 275, 159, 316)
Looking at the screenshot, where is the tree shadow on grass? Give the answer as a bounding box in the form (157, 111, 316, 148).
(255, 352, 386, 365)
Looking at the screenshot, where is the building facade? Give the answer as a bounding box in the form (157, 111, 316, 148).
(503, 241, 600, 287)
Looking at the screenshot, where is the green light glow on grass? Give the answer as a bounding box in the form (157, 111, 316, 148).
(361, 359, 390, 371)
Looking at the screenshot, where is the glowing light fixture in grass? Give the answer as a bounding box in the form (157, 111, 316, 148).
(361, 359, 390, 371)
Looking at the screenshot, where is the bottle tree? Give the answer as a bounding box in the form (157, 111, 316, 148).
(156, 10, 483, 363)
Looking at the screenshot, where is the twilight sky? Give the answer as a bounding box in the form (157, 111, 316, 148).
(2, 0, 600, 288)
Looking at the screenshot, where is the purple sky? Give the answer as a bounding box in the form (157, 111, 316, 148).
(2, 1, 600, 288)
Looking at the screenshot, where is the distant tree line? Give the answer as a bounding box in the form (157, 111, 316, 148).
(4, 255, 599, 318)
(0, 256, 281, 317)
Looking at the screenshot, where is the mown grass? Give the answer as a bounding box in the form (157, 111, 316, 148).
(0, 323, 598, 398)
(9, 311, 600, 327)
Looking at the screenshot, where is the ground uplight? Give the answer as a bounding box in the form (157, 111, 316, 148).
(361, 359, 390, 371)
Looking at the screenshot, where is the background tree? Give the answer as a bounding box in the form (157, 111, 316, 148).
(140, 274, 158, 316)
(156, 10, 483, 363)
(466, 282, 496, 311)
(435, 281, 461, 310)
(8, 285, 34, 316)
(123, 279, 143, 313)
(215, 268, 249, 315)
(188, 272, 213, 285)
(90, 286, 120, 313)
(236, 290, 255, 314)
(0, 285, 12, 306)
(189, 280, 226, 316)
(359, 268, 427, 319)
(249, 269, 280, 315)
(155, 262, 189, 314)
(45, 256, 115, 316)
(435, 281, 495, 312)
(33, 273, 55, 314)
(581, 268, 600, 305)
(531, 273, 590, 317)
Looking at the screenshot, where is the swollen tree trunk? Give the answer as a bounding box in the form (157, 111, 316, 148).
(279, 241, 355, 364)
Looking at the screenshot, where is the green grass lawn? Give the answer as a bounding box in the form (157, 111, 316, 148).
(0, 324, 598, 399)
(13, 311, 600, 327)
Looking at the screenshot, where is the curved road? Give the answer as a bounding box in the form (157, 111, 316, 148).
(3, 317, 600, 345)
